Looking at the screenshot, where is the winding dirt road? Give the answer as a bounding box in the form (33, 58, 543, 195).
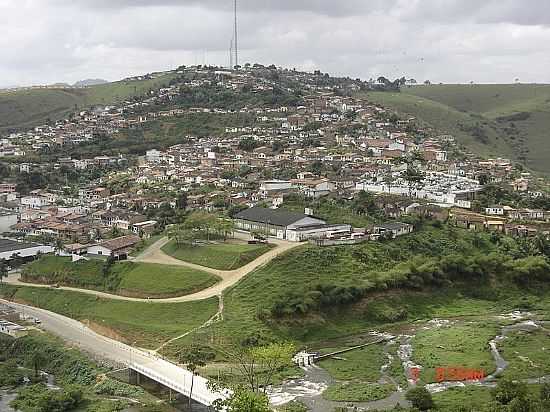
(4, 233, 302, 303)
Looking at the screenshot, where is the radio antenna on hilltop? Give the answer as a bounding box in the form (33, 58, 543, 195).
(233, 0, 238, 68)
(229, 38, 233, 69)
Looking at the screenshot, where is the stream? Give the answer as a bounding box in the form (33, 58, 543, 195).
(269, 312, 550, 411)
(0, 370, 57, 412)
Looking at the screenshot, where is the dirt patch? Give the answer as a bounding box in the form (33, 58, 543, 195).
(85, 320, 127, 343)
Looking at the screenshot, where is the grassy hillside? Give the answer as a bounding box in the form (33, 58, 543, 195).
(160, 225, 550, 354)
(0, 285, 218, 348)
(0, 72, 177, 130)
(364, 84, 550, 173)
(161, 240, 274, 270)
(21, 255, 219, 298)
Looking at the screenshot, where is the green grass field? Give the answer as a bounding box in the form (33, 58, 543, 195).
(411, 322, 499, 383)
(0, 285, 218, 348)
(114, 262, 219, 298)
(0, 72, 177, 130)
(22, 255, 219, 298)
(364, 84, 550, 173)
(161, 240, 273, 270)
(499, 329, 550, 380)
(432, 386, 493, 411)
(322, 382, 395, 402)
(317, 345, 385, 383)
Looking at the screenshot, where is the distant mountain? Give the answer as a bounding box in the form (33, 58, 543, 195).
(73, 79, 109, 87)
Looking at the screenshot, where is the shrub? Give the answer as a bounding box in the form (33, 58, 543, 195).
(405, 386, 434, 411)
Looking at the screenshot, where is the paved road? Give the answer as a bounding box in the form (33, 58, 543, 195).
(4, 234, 302, 303)
(0, 299, 226, 405)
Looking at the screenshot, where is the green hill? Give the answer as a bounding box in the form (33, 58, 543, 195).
(0, 72, 177, 130)
(363, 84, 550, 174)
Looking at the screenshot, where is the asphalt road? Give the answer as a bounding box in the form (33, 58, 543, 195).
(0, 298, 225, 405)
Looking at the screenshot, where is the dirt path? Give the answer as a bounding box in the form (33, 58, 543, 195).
(4, 233, 302, 303)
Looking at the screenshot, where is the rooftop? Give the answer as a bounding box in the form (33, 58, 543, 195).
(0, 238, 43, 254)
(234, 207, 321, 227)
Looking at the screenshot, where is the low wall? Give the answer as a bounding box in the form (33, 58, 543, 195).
(309, 237, 367, 247)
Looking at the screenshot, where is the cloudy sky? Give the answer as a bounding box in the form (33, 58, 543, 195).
(1, 0, 550, 87)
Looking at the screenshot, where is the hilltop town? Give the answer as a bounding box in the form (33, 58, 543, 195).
(0, 65, 548, 249)
(1, 65, 550, 412)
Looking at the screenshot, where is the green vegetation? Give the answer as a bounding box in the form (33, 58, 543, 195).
(162, 240, 273, 270)
(22, 255, 219, 298)
(276, 401, 308, 412)
(129, 234, 163, 257)
(166, 224, 550, 357)
(317, 345, 385, 382)
(10, 383, 84, 412)
(116, 262, 219, 297)
(412, 322, 499, 383)
(432, 386, 493, 411)
(115, 112, 256, 150)
(499, 329, 550, 379)
(323, 382, 395, 402)
(431, 381, 550, 412)
(0, 332, 173, 411)
(0, 285, 218, 348)
(405, 386, 434, 411)
(364, 84, 550, 173)
(282, 192, 382, 228)
(0, 73, 177, 130)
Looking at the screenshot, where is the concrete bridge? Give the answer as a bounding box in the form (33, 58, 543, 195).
(1, 299, 229, 408)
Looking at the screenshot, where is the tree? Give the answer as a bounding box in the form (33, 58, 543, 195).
(9, 253, 24, 271)
(54, 238, 64, 255)
(178, 345, 213, 410)
(225, 342, 295, 394)
(102, 256, 115, 278)
(492, 379, 528, 405)
(405, 386, 434, 411)
(110, 226, 121, 238)
(29, 350, 46, 378)
(213, 387, 270, 412)
(0, 259, 8, 284)
(403, 166, 425, 197)
(176, 193, 188, 210)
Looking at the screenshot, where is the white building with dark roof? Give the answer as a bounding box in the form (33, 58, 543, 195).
(234, 207, 350, 241)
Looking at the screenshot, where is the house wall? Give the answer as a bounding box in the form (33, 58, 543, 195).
(286, 224, 351, 242)
(0, 245, 54, 261)
(86, 245, 112, 256)
(234, 219, 284, 237)
(0, 213, 18, 232)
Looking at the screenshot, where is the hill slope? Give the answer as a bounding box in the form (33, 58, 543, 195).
(0, 72, 177, 130)
(364, 84, 550, 174)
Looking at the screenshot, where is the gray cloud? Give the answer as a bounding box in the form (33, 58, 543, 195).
(1, 0, 549, 87)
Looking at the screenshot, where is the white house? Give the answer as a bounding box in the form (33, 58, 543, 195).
(86, 235, 141, 258)
(20, 195, 50, 209)
(485, 206, 505, 216)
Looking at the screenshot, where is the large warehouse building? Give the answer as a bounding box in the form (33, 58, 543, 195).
(233, 207, 351, 241)
(0, 238, 54, 261)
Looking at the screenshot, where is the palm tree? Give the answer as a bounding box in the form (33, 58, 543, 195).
(54, 238, 64, 255)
